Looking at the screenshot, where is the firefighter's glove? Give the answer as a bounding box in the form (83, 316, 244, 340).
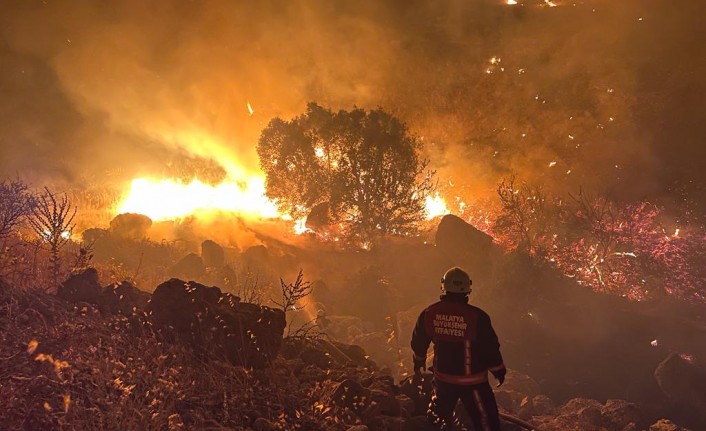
(413, 358, 426, 376)
(492, 368, 506, 387)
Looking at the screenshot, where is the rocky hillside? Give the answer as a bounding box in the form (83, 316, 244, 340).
(0, 272, 696, 431)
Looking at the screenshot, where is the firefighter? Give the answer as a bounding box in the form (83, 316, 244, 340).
(411, 267, 506, 431)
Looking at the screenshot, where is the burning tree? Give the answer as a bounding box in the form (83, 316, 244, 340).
(489, 178, 706, 303)
(258, 103, 435, 244)
(494, 176, 554, 257)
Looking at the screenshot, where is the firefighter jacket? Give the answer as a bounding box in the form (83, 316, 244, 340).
(411, 294, 505, 385)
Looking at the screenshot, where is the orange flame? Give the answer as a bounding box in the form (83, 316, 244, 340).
(117, 177, 279, 221)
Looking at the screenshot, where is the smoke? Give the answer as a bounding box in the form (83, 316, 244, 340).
(1, 0, 704, 210)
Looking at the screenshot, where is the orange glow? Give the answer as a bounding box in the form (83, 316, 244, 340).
(425, 193, 450, 220)
(117, 177, 279, 221)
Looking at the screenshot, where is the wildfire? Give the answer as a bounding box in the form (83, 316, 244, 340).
(117, 168, 456, 238)
(425, 193, 450, 220)
(117, 177, 279, 221)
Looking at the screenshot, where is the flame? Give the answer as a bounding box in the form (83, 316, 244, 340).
(293, 217, 312, 235)
(425, 193, 450, 220)
(117, 177, 279, 221)
(246, 101, 254, 116)
(506, 0, 518, 4)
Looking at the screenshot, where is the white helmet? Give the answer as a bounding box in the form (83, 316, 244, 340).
(441, 267, 472, 294)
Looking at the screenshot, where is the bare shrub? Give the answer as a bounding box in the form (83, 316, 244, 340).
(27, 187, 77, 288)
(0, 178, 34, 239)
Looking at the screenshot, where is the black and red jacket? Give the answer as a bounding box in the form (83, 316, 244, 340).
(411, 294, 505, 385)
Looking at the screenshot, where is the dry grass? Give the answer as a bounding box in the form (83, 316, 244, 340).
(0, 280, 342, 431)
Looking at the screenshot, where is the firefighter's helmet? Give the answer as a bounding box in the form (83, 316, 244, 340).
(441, 267, 472, 294)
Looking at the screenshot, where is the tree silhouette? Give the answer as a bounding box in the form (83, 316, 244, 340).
(258, 103, 434, 244)
(28, 187, 77, 286)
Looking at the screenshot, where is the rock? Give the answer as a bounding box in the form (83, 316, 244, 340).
(334, 342, 376, 368)
(503, 369, 542, 398)
(601, 399, 642, 430)
(81, 227, 108, 243)
(58, 268, 102, 303)
(649, 419, 691, 431)
(366, 375, 396, 396)
(556, 398, 603, 431)
(148, 279, 221, 335)
(148, 279, 285, 368)
(321, 379, 369, 414)
(100, 280, 150, 315)
(655, 353, 706, 420)
(242, 245, 269, 268)
(362, 389, 401, 420)
(494, 389, 524, 413)
(300, 347, 332, 369)
(398, 374, 434, 416)
(213, 298, 286, 368)
(518, 394, 556, 419)
(435, 214, 495, 278)
(109, 213, 152, 239)
(559, 397, 603, 416)
(396, 395, 415, 417)
(170, 253, 206, 280)
(202, 240, 225, 268)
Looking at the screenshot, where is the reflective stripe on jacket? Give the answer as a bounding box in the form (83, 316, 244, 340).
(411, 295, 505, 385)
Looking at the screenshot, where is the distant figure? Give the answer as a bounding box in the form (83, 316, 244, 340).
(411, 267, 506, 431)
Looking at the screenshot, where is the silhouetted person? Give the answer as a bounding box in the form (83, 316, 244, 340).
(411, 267, 506, 431)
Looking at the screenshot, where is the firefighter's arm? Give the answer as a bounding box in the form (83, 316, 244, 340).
(410, 310, 431, 375)
(479, 312, 506, 386)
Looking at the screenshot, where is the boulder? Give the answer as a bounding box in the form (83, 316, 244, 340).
(503, 369, 542, 398)
(242, 245, 269, 268)
(216, 299, 286, 368)
(558, 398, 603, 430)
(518, 394, 556, 419)
(109, 213, 152, 239)
(396, 395, 415, 417)
(148, 278, 221, 336)
(648, 419, 692, 431)
(435, 215, 495, 279)
(201, 240, 225, 268)
(494, 389, 524, 414)
(58, 268, 102, 303)
(147, 279, 285, 368)
(321, 379, 369, 414)
(81, 227, 108, 244)
(654, 353, 706, 420)
(100, 280, 150, 315)
(398, 374, 434, 416)
(170, 253, 206, 279)
(601, 399, 642, 430)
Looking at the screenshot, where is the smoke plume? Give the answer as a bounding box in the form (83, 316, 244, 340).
(1, 0, 704, 212)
